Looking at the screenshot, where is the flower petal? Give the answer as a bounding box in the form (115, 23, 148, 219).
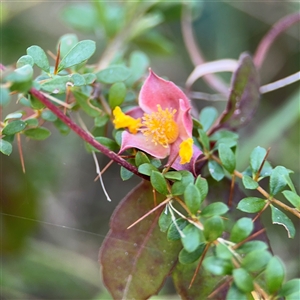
(139, 70, 191, 114)
(119, 131, 170, 159)
(168, 140, 202, 173)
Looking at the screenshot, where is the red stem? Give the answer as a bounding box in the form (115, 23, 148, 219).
(254, 12, 300, 68)
(29, 88, 148, 180)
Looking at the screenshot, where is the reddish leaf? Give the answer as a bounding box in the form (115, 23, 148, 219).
(173, 263, 226, 299)
(99, 181, 182, 299)
(210, 53, 260, 133)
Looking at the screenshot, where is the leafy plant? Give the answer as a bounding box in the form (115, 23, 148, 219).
(1, 1, 299, 299)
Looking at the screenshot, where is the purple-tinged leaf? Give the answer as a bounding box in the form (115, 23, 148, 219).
(99, 181, 181, 300)
(210, 53, 260, 133)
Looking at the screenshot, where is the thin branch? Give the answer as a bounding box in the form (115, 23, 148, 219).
(232, 228, 266, 250)
(181, 4, 229, 94)
(127, 197, 171, 229)
(260, 71, 300, 94)
(212, 155, 300, 219)
(29, 88, 148, 180)
(185, 59, 238, 90)
(254, 12, 300, 68)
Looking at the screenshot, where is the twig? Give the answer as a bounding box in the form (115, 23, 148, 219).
(254, 12, 300, 68)
(181, 4, 229, 94)
(185, 59, 238, 91)
(260, 71, 300, 94)
(29, 88, 148, 180)
(127, 197, 171, 229)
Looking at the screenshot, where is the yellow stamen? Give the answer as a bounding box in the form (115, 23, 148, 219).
(112, 106, 141, 134)
(141, 105, 179, 147)
(179, 138, 193, 164)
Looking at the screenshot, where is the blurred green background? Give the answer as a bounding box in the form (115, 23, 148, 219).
(1, 1, 299, 299)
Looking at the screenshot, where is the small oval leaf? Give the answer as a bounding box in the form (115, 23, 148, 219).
(27, 45, 50, 72)
(2, 120, 26, 135)
(57, 40, 96, 72)
(23, 127, 51, 140)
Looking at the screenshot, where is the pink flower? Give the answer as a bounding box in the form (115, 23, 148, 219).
(113, 70, 201, 171)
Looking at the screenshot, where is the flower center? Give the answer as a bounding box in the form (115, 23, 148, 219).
(141, 105, 179, 147)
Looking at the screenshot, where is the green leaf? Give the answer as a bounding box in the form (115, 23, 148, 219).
(195, 176, 208, 203)
(150, 171, 168, 195)
(237, 197, 266, 213)
(241, 250, 272, 272)
(16, 55, 34, 68)
(203, 216, 224, 242)
(82, 73, 96, 85)
(158, 207, 172, 233)
(71, 73, 86, 86)
(72, 90, 99, 117)
(201, 202, 228, 217)
(219, 143, 236, 173)
(259, 160, 273, 178)
(108, 82, 127, 108)
(210, 130, 239, 142)
(57, 40, 96, 72)
(0, 87, 10, 106)
(216, 243, 233, 260)
(62, 4, 98, 32)
(126, 51, 150, 86)
(41, 76, 73, 94)
(96, 65, 131, 84)
(27, 45, 50, 72)
(269, 166, 291, 196)
(23, 127, 51, 140)
(233, 268, 254, 293)
(94, 115, 109, 127)
(271, 205, 295, 238)
(164, 171, 182, 181)
(198, 129, 210, 151)
(265, 256, 285, 294)
(173, 261, 224, 299)
(57, 34, 79, 58)
(199, 106, 218, 131)
(41, 110, 57, 122)
(0, 139, 12, 155)
(135, 151, 150, 167)
(29, 94, 45, 110)
(167, 218, 188, 241)
(150, 158, 161, 168)
(203, 256, 233, 275)
(242, 175, 259, 189)
(171, 171, 194, 195)
(120, 167, 134, 181)
(4, 112, 23, 121)
(279, 279, 300, 297)
(138, 163, 158, 176)
(250, 146, 267, 174)
(237, 241, 268, 254)
(5, 65, 33, 83)
(230, 217, 253, 243)
(282, 190, 300, 209)
(184, 183, 201, 215)
(25, 118, 39, 127)
(181, 224, 204, 253)
(92, 137, 119, 152)
(2, 120, 26, 135)
(226, 283, 248, 300)
(208, 160, 225, 181)
(54, 118, 70, 135)
(178, 243, 206, 265)
(99, 181, 182, 300)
